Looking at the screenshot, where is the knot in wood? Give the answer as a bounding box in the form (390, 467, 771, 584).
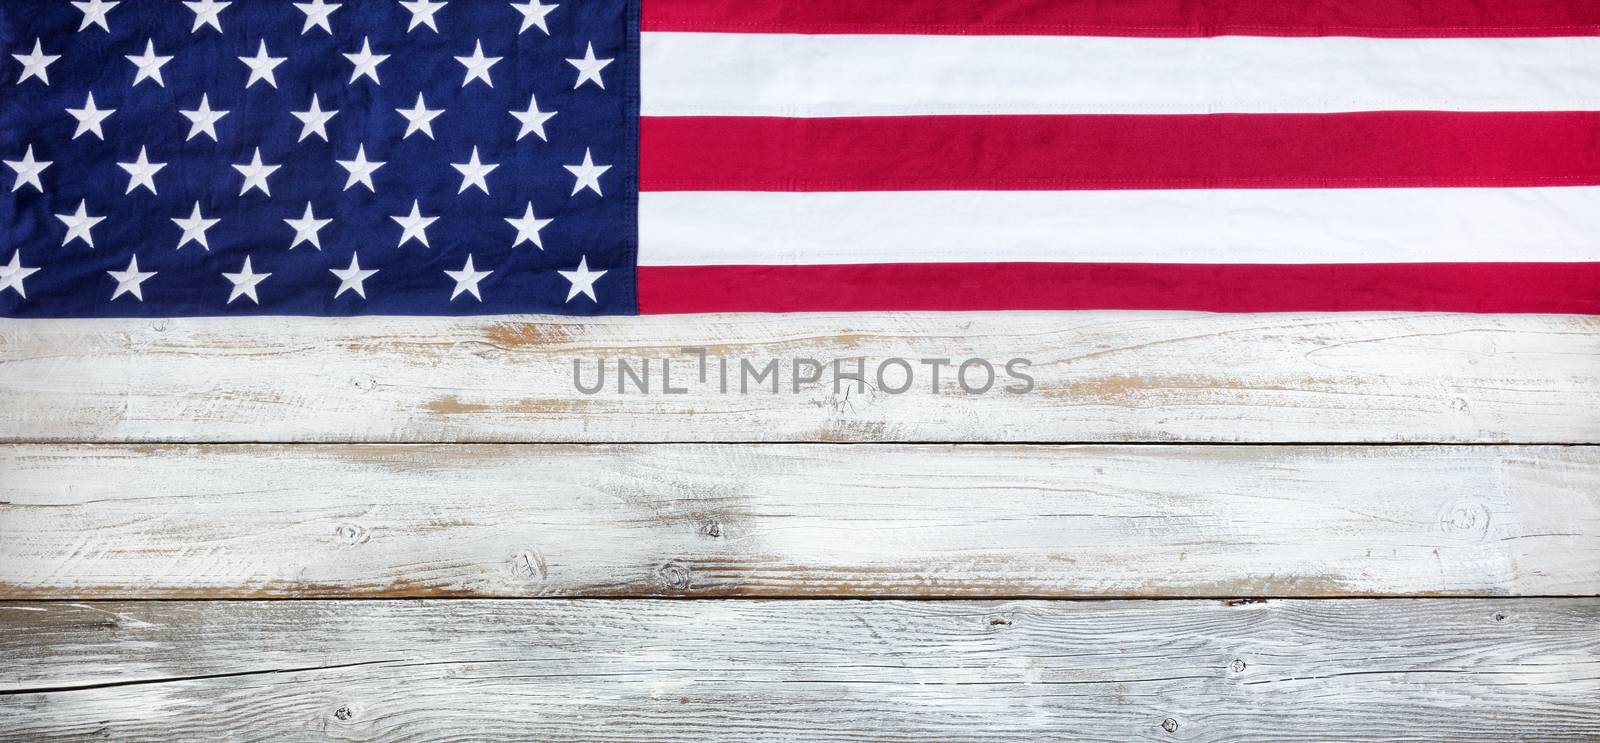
(1439, 500, 1489, 535)
(1229, 659, 1247, 673)
(656, 561, 693, 591)
(1161, 718, 1179, 733)
(334, 523, 369, 545)
(512, 550, 547, 582)
(333, 706, 354, 722)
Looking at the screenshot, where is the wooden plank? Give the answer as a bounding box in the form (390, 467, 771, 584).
(2, 313, 1597, 443)
(2, 599, 1596, 741)
(4, 443, 1596, 598)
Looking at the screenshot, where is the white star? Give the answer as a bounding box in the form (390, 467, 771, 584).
(336, 145, 385, 192)
(117, 146, 166, 195)
(233, 147, 280, 196)
(563, 148, 610, 196)
(400, 0, 447, 32)
(13, 40, 59, 85)
(180, 94, 229, 141)
(65, 92, 115, 140)
(343, 36, 387, 85)
(445, 254, 491, 300)
(107, 255, 156, 301)
(72, 0, 119, 32)
(454, 40, 500, 88)
(557, 255, 606, 303)
(451, 147, 498, 195)
(284, 203, 333, 250)
(391, 200, 438, 248)
(222, 255, 269, 304)
(56, 200, 105, 248)
(566, 42, 611, 89)
(505, 202, 553, 249)
(125, 39, 173, 87)
(172, 202, 220, 250)
(294, 0, 340, 34)
(183, 0, 230, 32)
(510, 94, 556, 142)
(0, 251, 41, 298)
(5, 145, 51, 193)
(291, 94, 338, 142)
(239, 40, 285, 89)
(511, 0, 558, 34)
(330, 253, 378, 299)
(396, 93, 443, 139)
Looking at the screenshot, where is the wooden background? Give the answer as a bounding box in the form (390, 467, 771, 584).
(3, 311, 1598, 740)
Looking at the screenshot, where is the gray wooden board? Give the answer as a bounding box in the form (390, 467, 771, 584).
(2, 599, 1597, 741)
(4, 312, 1598, 443)
(3, 444, 1597, 598)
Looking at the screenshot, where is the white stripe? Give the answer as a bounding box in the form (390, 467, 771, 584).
(638, 188, 1600, 265)
(642, 32, 1600, 116)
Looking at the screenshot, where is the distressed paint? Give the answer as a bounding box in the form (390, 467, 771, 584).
(2, 444, 1596, 598)
(4, 309, 1599, 739)
(2, 312, 1598, 442)
(2, 599, 1597, 741)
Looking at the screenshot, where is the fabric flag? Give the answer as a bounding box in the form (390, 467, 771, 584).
(2, 0, 1598, 318)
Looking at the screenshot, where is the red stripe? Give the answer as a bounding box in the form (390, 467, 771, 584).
(642, 0, 1600, 37)
(640, 113, 1600, 192)
(638, 264, 1600, 314)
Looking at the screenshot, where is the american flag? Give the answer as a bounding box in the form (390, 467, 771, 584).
(3, 0, 1599, 317)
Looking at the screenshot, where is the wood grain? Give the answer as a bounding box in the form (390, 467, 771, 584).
(3, 312, 1598, 443)
(4, 443, 1596, 598)
(2, 599, 1596, 741)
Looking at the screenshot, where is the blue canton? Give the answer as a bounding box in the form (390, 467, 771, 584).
(0, 0, 637, 317)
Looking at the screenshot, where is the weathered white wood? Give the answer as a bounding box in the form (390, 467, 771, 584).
(4, 444, 1596, 598)
(3, 313, 1597, 443)
(2, 599, 1596, 741)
